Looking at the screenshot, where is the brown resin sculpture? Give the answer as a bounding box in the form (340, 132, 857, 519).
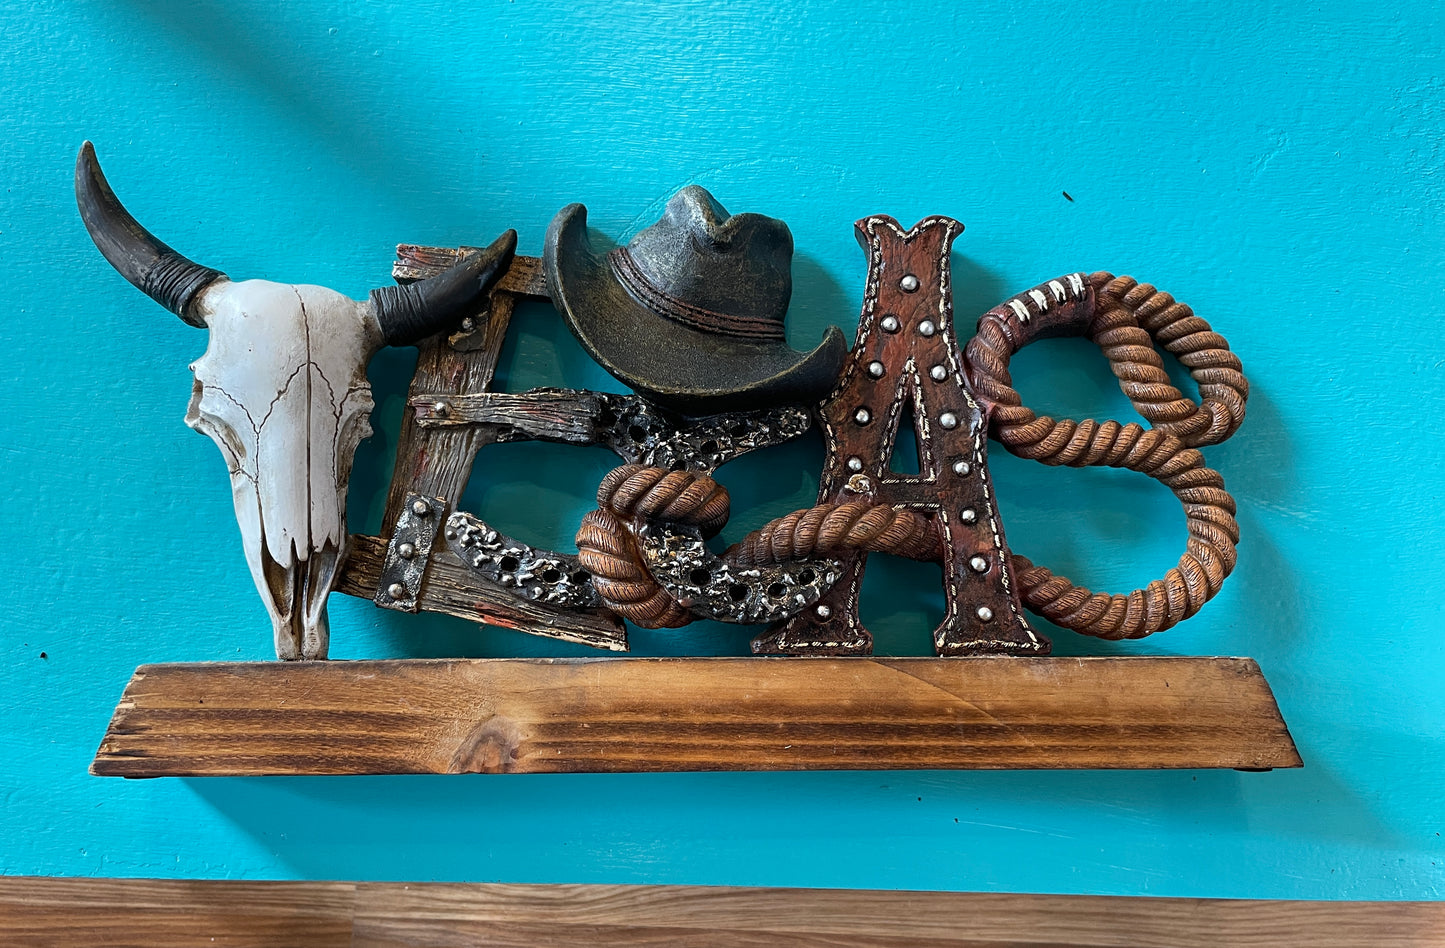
(80, 144, 1295, 776)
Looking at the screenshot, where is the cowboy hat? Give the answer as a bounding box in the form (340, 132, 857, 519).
(544, 186, 846, 415)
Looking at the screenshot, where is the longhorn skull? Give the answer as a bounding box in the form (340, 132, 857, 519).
(75, 143, 516, 660)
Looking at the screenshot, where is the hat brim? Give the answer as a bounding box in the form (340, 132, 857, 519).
(544, 203, 846, 416)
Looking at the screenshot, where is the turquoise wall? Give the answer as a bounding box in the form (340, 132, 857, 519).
(2, 0, 1442, 899)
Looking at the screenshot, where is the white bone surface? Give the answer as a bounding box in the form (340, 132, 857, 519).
(184, 279, 384, 659)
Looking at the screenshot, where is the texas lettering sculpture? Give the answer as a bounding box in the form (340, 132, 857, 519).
(82, 143, 1297, 776)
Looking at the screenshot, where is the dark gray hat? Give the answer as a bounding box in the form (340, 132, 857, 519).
(544, 185, 846, 415)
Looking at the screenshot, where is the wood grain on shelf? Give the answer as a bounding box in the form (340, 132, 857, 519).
(0, 877, 1439, 948)
(91, 656, 1300, 777)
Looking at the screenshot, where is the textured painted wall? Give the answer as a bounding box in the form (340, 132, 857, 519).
(1, 0, 1441, 899)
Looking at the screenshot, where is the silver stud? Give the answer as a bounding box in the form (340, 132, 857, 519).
(815, 604, 833, 619)
(854, 408, 872, 425)
(460, 317, 475, 331)
(433, 401, 450, 417)
(397, 542, 416, 560)
(952, 460, 971, 476)
(847, 456, 864, 472)
(411, 500, 430, 516)
(867, 361, 886, 378)
(387, 583, 407, 599)
(918, 320, 936, 337)
(880, 315, 900, 333)
(969, 556, 989, 573)
(939, 412, 958, 429)
(976, 605, 995, 622)
(960, 508, 977, 523)
(930, 365, 948, 381)
(900, 274, 920, 292)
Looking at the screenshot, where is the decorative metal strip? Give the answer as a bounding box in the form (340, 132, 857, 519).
(374, 492, 447, 612)
(445, 511, 602, 610)
(638, 523, 842, 625)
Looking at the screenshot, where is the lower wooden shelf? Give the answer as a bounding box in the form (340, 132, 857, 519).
(92, 656, 1300, 776)
(4, 877, 1437, 948)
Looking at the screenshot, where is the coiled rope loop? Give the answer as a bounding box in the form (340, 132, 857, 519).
(962, 271, 1247, 639)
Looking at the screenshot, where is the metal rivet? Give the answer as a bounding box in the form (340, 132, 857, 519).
(939, 412, 958, 429)
(847, 473, 873, 493)
(854, 408, 872, 425)
(815, 604, 832, 619)
(880, 315, 900, 333)
(847, 456, 864, 472)
(460, 317, 475, 331)
(900, 274, 920, 292)
(867, 361, 886, 378)
(433, 401, 450, 417)
(960, 508, 977, 523)
(387, 583, 407, 599)
(952, 460, 971, 476)
(976, 605, 995, 622)
(969, 556, 989, 573)
(930, 365, 948, 381)
(411, 500, 430, 516)
(918, 320, 936, 337)
(397, 542, 416, 560)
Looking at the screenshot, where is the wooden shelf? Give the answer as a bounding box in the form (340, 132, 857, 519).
(4, 876, 1438, 948)
(92, 656, 1299, 776)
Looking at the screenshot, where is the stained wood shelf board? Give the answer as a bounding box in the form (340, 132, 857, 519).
(92, 656, 1299, 776)
(2, 877, 1438, 948)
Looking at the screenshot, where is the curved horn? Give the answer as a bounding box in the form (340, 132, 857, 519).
(74, 142, 226, 328)
(370, 229, 517, 346)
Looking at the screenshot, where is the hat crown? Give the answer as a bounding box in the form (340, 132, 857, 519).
(620, 186, 792, 325)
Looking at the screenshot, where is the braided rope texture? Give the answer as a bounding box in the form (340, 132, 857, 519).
(576, 465, 941, 628)
(727, 503, 941, 567)
(575, 465, 729, 628)
(962, 272, 1248, 638)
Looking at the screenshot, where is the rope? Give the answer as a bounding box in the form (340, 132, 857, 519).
(575, 465, 728, 628)
(961, 271, 1246, 638)
(594, 464, 731, 538)
(726, 502, 941, 567)
(576, 508, 693, 629)
(576, 466, 939, 628)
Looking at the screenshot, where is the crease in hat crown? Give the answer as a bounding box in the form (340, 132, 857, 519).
(610, 185, 793, 335)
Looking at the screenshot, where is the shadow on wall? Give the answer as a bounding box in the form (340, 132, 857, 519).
(182, 750, 1402, 890)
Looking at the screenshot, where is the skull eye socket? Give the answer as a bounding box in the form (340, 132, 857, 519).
(185, 377, 250, 470)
